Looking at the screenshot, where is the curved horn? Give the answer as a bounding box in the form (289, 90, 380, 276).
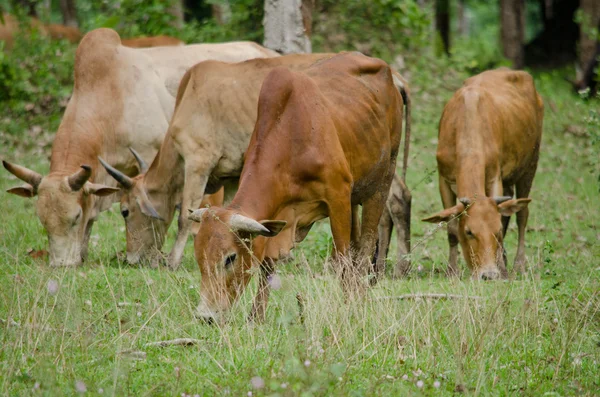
(2, 160, 42, 189)
(493, 196, 512, 205)
(98, 157, 133, 189)
(68, 165, 92, 191)
(458, 197, 471, 207)
(188, 208, 209, 223)
(229, 214, 270, 234)
(129, 147, 148, 173)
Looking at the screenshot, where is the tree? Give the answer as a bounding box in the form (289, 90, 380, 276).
(59, 0, 78, 27)
(212, 1, 231, 25)
(169, 0, 184, 29)
(435, 0, 450, 55)
(500, 0, 525, 69)
(578, 0, 600, 71)
(263, 0, 313, 54)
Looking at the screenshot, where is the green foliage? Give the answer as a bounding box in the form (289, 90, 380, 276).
(312, 0, 431, 62)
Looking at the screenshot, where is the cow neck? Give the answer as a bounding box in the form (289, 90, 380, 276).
(229, 163, 283, 222)
(454, 90, 488, 199)
(143, 133, 183, 194)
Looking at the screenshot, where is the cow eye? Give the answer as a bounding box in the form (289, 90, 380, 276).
(465, 228, 474, 238)
(224, 253, 236, 269)
(121, 209, 130, 218)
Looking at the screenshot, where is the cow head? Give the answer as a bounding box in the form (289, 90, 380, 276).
(423, 196, 531, 280)
(188, 207, 286, 323)
(98, 150, 171, 266)
(3, 160, 119, 266)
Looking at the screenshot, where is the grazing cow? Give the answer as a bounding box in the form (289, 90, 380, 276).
(2, 28, 279, 267)
(423, 69, 544, 280)
(188, 52, 408, 322)
(99, 53, 336, 268)
(121, 35, 184, 48)
(0, 13, 82, 49)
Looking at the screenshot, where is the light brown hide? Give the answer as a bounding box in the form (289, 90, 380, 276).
(191, 53, 409, 322)
(0, 13, 82, 49)
(3, 28, 279, 267)
(121, 35, 184, 48)
(423, 69, 543, 280)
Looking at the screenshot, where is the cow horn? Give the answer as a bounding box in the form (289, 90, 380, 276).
(98, 157, 133, 189)
(493, 196, 512, 205)
(2, 160, 42, 189)
(229, 214, 270, 234)
(188, 208, 209, 223)
(68, 165, 92, 191)
(458, 197, 471, 206)
(129, 147, 148, 173)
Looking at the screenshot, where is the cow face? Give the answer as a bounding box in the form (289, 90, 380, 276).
(3, 161, 118, 266)
(189, 208, 285, 323)
(98, 153, 169, 266)
(423, 197, 531, 279)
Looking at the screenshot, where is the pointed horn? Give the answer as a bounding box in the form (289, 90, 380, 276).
(129, 147, 148, 173)
(2, 160, 42, 189)
(98, 157, 133, 189)
(188, 208, 209, 222)
(229, 214, 270, 234)
(68, 165, 92, 191)
(493, 196, 512, 205)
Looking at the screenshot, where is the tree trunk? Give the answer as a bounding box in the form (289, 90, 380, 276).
(169, 0, 184, 29)
(579, 0, 600, 71)
(457, 0, 468, 36)
(263, 0, 313, 54)
(59, 0, 78, 28)
(212, 2, 231, 25)
(500, 0, 525, 69)
(435, 0, 450, 55)
(13, 0, 37, 17)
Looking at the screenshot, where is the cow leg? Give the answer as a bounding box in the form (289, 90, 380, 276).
(389, 177, 412, 278)
(373, 207, 393, 283)
(81, 219, 95, 263)
(249, 258, 275, 323)
(501, 186, 514, 238)
(514, 174, 535, 274)
(168, 159, 216, 270)
(358, 189, 388, 286)
(350, 205, 361, 248)
(440, 177, 459, 277)
(327, 193, 353, 292)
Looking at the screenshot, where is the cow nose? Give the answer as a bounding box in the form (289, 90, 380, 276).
(480, 270, 500, 280)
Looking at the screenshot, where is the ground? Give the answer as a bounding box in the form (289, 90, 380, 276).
(0, 59, 598, 396)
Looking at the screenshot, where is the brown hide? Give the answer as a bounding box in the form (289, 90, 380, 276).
(0, 14, 81, 49)
(121, 35, 184, 48)
(190, 53, 407, 321)
(423, 69, 544, 280)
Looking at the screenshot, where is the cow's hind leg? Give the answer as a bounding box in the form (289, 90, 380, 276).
(440, 177, 460, 277)
(249, 258, 275, 323)
(359, 189, 388, 287)
(373, 207, 393, 284)
(389, 177, 412, 278)
(514, 175, 535, 274)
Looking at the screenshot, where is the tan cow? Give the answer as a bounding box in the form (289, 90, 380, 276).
(423, 69, 544, 280)
(3, 28, 279, 267)
(99, 54, 337, 268)
(121, 35, 184, 48)
(0, 13, 82, 49)
(188, 52, 408, 322)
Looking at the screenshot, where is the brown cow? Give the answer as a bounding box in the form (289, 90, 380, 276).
(121, 35, 184, 48)
(423, 69, 544, 280)
(188, 52, 408, 322)
(3, 28, 279, 267)
(0, 13, 81, 49)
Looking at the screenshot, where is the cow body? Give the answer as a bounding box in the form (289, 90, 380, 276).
(3, 28, 279, 267)
(121, 35, 184, 48)
(0, 13, 82, 49)
(189, 53, 408, 322)
(423, 69, 544, 279)
(100, 54, 336, 268)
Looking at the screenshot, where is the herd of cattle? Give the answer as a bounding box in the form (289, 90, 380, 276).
(2, 27, 544, 322)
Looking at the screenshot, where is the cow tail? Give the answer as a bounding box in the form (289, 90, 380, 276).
(392, 74, 411, 183)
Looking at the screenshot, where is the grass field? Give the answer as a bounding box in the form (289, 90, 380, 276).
(0, 62, 598, 396)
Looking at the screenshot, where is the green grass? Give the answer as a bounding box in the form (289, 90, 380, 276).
(0, 62, 599, 396)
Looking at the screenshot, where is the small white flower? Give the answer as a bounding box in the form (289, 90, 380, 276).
(304, 359, 311, 367)
(250, 376, 265, 389)
(268, 274, 282, 290)
(84, 300, 92, 307)
(416, 380, 424, 388)
(33, 382, 40, 390)
(553, 318, 559, 324)
(47, 279, 59, 295)
(433, 380, 441, 388)
(417, 265, 423, 272)
(75, 380, 87, 393)
(402, 374, 409, 381)
(98, 388, 104, 394)
(281, 383, 288, 389)
(573, 357, 582, 366)
(247, 392, 253, 397)
(136, 312, 142, 317)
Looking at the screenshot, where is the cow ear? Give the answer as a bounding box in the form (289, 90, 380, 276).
(86, 183, 120, 197)
(422, 204, 465, 223)
(7, 184, 36, 198)
(259, 220, 287, 237)
(497, 198, 531, 217)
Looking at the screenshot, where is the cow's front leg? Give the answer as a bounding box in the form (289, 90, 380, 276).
(439, 177, 459, 277)
(327, 192, 353, 293)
